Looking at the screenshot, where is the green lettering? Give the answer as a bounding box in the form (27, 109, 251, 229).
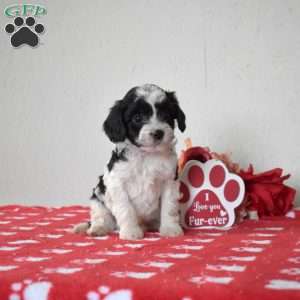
(35, 6, 47, 17)
(4, 5, 20, 17)
(23, 4, 35, 16)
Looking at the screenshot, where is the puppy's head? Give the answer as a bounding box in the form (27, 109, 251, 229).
(103, 84, 186, 152)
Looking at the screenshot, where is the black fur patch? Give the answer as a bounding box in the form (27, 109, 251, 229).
(103, 87, 139, 143)
(124, 98, 153, 146)
(103, 100, 127, 143)
(90, 175, 106, 201)
(156, 92, 186, 132)
(155, 99, 176, 129)
(98, 175, 106, 194)
(90, 190, 98, 200)
(107, 148, 127, 171)
(174, 166, 179, 180)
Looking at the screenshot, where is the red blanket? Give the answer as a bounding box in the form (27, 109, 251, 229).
(1, 205, 300, 300)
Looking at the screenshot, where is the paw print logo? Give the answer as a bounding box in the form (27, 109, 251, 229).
(5, 17, 44, 47)
(179, 159, 245, 229)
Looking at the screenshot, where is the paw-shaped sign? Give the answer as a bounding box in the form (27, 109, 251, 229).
(179, 159, 245, 229)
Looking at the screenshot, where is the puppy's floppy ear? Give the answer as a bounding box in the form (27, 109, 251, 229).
(103, 100, 126, 143)
(166, 91, 186, 132)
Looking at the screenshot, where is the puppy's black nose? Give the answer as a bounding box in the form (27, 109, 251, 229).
(151, 129, 164, 141)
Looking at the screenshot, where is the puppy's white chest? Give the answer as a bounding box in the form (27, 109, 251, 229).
(128, 176, 161, 219)
(126, 161, 159, 215)
(126, 153, 174, 219)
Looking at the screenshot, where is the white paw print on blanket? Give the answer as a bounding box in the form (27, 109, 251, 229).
(0, 231, 17, 236)
(136, 261, 174, 269)
(71, 258, 107, 265)
(96, 251, 127, 256)
(0, 220, 11, 224)
(172, 244, 203, 251)
(64, 242, 95, 247)
(288, 257, 300, 264)
(0, 265, 18, 271)
(41, 248, 73, 254)
(38, 233, 63, 239)
(265, 279, 300, 290)
(9, 280, 52, 300)
(43, 267, 82, 274)
(0, 246, 21, 251)
(8, 240, 39, 245)
(189, 275, 233, 285)
(14, 256, 50, 262)
(155, 253, 191, 259)
(114, 243, 144, 249)
(12, 226, 35, 231)
(86, 285, 132, 300)
(280, 268, 300, 276)
(111, 271, 156, 279)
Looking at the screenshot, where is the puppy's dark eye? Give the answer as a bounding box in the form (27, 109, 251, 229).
(133, 114, 143, 123)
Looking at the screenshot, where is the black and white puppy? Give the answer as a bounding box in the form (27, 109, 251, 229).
(74, 84, 186, 240)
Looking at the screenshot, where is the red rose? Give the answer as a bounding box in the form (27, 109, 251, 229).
(239, 165, 296, 217)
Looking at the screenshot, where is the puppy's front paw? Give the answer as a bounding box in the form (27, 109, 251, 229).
(160, 223, 183, 237)
(87, 224, 109, 236)
(72, 222, 90, 234)
(119, 226, 144, 240)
